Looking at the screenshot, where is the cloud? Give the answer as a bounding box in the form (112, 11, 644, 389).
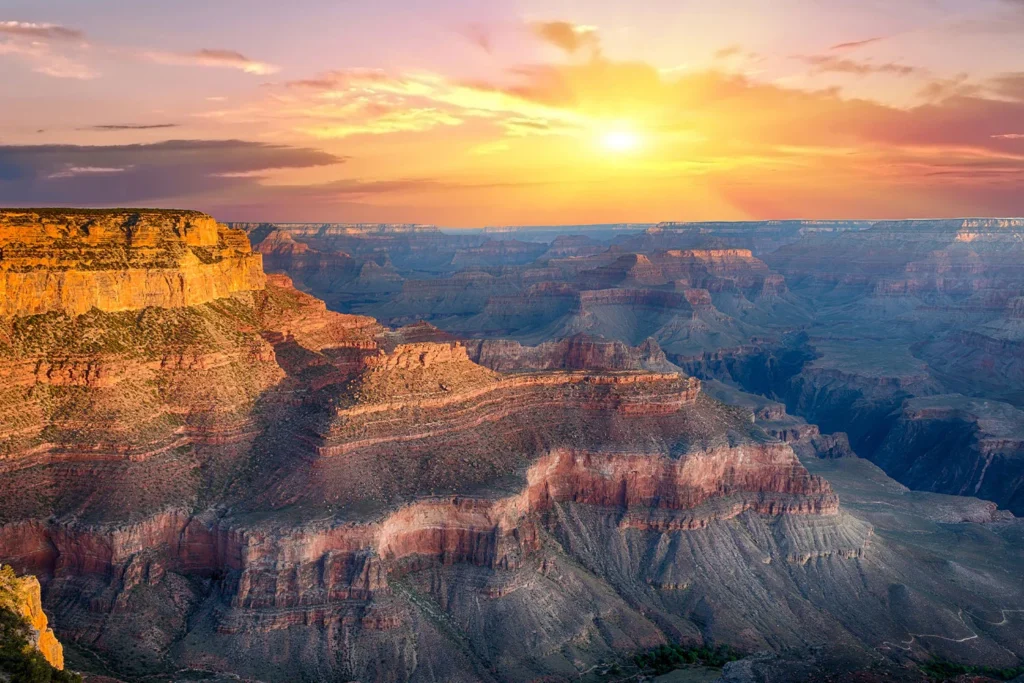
(529, 21, 600, 55)
(830, 37, 884, 51)
(917, 73, 981, 101)
(797, 54, 923, 77)
(0, 139, 343, 205)
(14, 45, 1018, 221)
(460, 23, 493, 54)
(142, 48, 279, 75)
(299, 108, 463, 138)
(990, 72, 1024, 100)
(0, 20, 279, 81)
(84, 123, 180, 131)
(48, 166, 127, 179)
(0, 36, 96, 79)
(0, 20, 82, 40)
(246, 67, 585, 141)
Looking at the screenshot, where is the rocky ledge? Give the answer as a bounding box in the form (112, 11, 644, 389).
(0, 209, 265, 316)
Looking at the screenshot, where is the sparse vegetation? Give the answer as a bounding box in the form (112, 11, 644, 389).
(633, 643, 743, 675)
(0, 567, 82, 683)
(920, 658, 1024, 681)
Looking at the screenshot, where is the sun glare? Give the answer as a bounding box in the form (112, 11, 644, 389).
(600, 129, 641, 153)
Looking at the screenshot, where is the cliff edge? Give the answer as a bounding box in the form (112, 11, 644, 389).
(0, 209, 265, 317)
(0, 565, 66, 672)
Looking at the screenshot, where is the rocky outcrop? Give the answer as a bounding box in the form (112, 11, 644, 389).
(538, 234, 606, 260)
(449, 240, 547, 268)
(579, 253, 668, 288)
(0, 313, 860, 682)
(0, 564, 64, 670)
(0, 267, 382, 522)
(465, 334, 679, 373)
(873, 395, 1024, 515)
(0, 210, 265, 317)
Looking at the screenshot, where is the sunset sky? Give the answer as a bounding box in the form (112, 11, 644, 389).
(1, 0, 1023, 226)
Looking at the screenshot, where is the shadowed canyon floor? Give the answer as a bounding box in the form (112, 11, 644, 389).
(0, 212, 1022, 682)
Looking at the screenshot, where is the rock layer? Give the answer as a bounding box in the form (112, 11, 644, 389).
(0, 564, 64, 669)
(0, 209, 265, 317)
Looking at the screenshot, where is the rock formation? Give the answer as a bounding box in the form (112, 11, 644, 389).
(872, 395, 1024, 514)
(0, 209, 264, 317)
(234, 217, 1024, 523)
(465, 334, 679, 373)
(2, 212, 1024, 682)
(0, 564, 65, 670)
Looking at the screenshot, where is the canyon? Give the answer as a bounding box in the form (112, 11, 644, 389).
(0, 211, 1021, 682)
(247, 218, 1024, 519)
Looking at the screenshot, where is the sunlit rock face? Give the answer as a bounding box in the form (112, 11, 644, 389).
(0, 209, 265, 317)
(0, 565, 64, 670)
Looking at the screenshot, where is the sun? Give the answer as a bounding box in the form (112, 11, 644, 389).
(599, 128, 641, 153)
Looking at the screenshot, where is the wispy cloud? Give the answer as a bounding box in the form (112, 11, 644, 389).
(2, 18, 280, 81)
(142, 48, 279, 75)
(0, 20, 83, 40)
(797, 54, 923, 77)
(299, 107, 463, 138)
(0, 39, 96, 79)
(84, 123, 180, 131)
(229, 67, 586, 141)
(48, 165, 128, 179)
(460, 23, 493, 54)
(830, 36, 885, 51)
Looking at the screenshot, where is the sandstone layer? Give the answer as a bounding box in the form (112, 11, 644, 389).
(0, 563, 65, 670)
(0, 209, 265, 317)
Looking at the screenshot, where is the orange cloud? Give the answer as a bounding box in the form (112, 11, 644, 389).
(34, 32, 1021, 224)
(529, 21, 600, 55)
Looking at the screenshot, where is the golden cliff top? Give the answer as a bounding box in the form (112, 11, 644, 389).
(0, 209, 265, 317)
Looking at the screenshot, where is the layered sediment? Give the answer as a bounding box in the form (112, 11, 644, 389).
(5, 212, 1024, 681)
(465, 334, 678, 373)
(0, 209, 265, 317)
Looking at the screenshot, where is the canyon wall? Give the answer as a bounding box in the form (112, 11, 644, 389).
(0, 210, 265, 317)
(2, 214, 1024, 680)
